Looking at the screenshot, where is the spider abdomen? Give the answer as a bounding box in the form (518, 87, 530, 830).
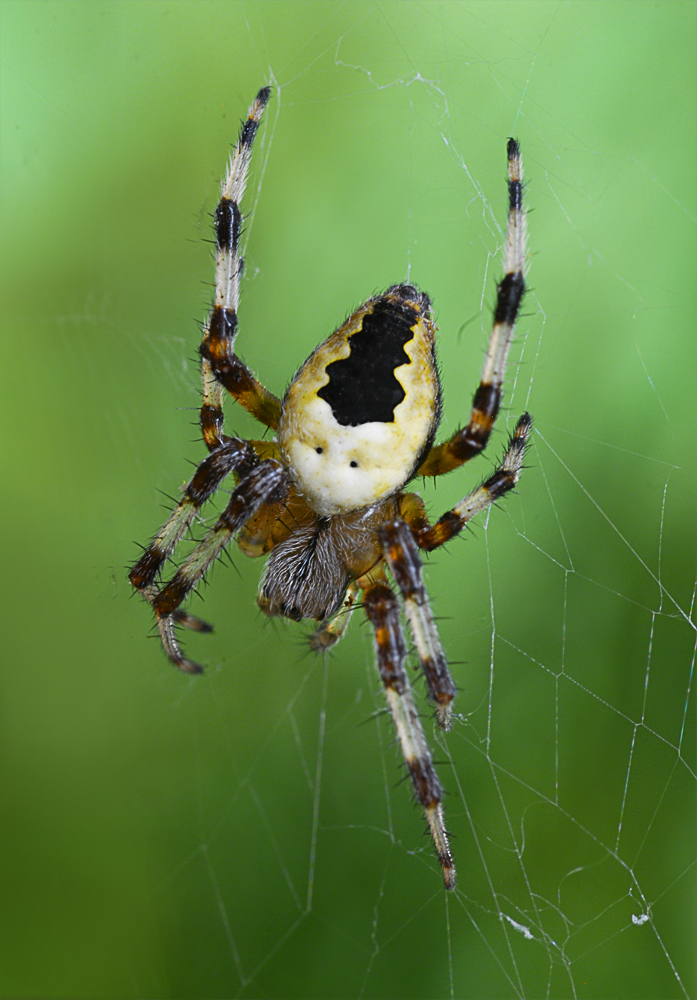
(278, 285, 441, 516)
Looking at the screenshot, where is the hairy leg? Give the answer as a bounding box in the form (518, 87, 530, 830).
(150, 460, 288, 673)
(362, 577, 456, 890)
(129, 437, 257, 594)
(379, 521, 456, 730)
(404, 413, 531, 551)
(199, 86, 281, 451)
(417, 138, 526, 477)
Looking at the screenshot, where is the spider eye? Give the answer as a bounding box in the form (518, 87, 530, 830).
(350, 460, 358, 468)
(315, 447, 323, 454)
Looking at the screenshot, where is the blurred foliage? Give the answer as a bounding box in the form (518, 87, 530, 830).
(1, 2, 695, 998)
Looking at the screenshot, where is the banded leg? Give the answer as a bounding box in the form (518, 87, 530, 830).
(200, 86, 281, 451)
(362, 579, 456, 891)
(380, 521, 456, 731)
(405, 412, 531, 552)
(129, 438, 257, 596)
(147, 459, 287, 674)
(417, 138, 526, 477)
(154, 460, 287, 622)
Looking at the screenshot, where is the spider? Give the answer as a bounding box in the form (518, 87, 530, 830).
(129, 86, 531, 891)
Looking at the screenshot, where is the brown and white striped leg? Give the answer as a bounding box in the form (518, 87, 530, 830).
(129, 438, 257, 596)
(153, 461, 287, 648)
(132, 460, 286, 675)
(362, 578, 456, 891)
(309, 581, 359, 652)
(417, 138, 527, 477)
(406, 412, 531, 552)
(379, 521, 456, 731)
(199, 86, 281, 451)
(149, 460, 287, 674)
(129, 438, 258, 671)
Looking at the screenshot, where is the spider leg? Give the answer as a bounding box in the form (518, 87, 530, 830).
(129, 438, 257, 596)
(404, 412, 531, 552)
(309, 581, 360, 652)
(200, 86, 282, 452)
(362, 576, 456, 891)
(417, 138, 526, 477)
(379, 521, 456, 731)
(153, 459, 287, 634)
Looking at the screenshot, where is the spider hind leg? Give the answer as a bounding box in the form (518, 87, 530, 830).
(362, 576, 456, 891)
(380, 520, 456, 730)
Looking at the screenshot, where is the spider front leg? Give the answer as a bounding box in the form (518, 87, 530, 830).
(145, 460, 287, 674)
(362, 575, 456, 891)
(154, 458, 287, 610)
(405, 412, 531, 551)
(129, 438, 259, 673)
(199, 85, 281, 451)
(417, 138, 526, 477)
(129, 437, 257, 598)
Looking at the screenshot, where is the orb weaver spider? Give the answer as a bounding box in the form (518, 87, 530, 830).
(130, 87, 531, 890)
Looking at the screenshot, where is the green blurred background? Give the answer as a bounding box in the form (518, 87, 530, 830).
(2, 2, 695, 997)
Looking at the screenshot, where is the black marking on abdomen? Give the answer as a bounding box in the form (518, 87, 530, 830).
(318, 295, 419, 426)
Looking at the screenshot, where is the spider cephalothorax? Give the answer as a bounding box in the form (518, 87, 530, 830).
(130, 87, 531, 891)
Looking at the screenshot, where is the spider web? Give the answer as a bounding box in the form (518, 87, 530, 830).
(130, 9, 695, 996)
(3, 3, 694, 999)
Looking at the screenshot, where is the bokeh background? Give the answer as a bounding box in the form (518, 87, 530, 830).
(2, 2, 695, 998)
